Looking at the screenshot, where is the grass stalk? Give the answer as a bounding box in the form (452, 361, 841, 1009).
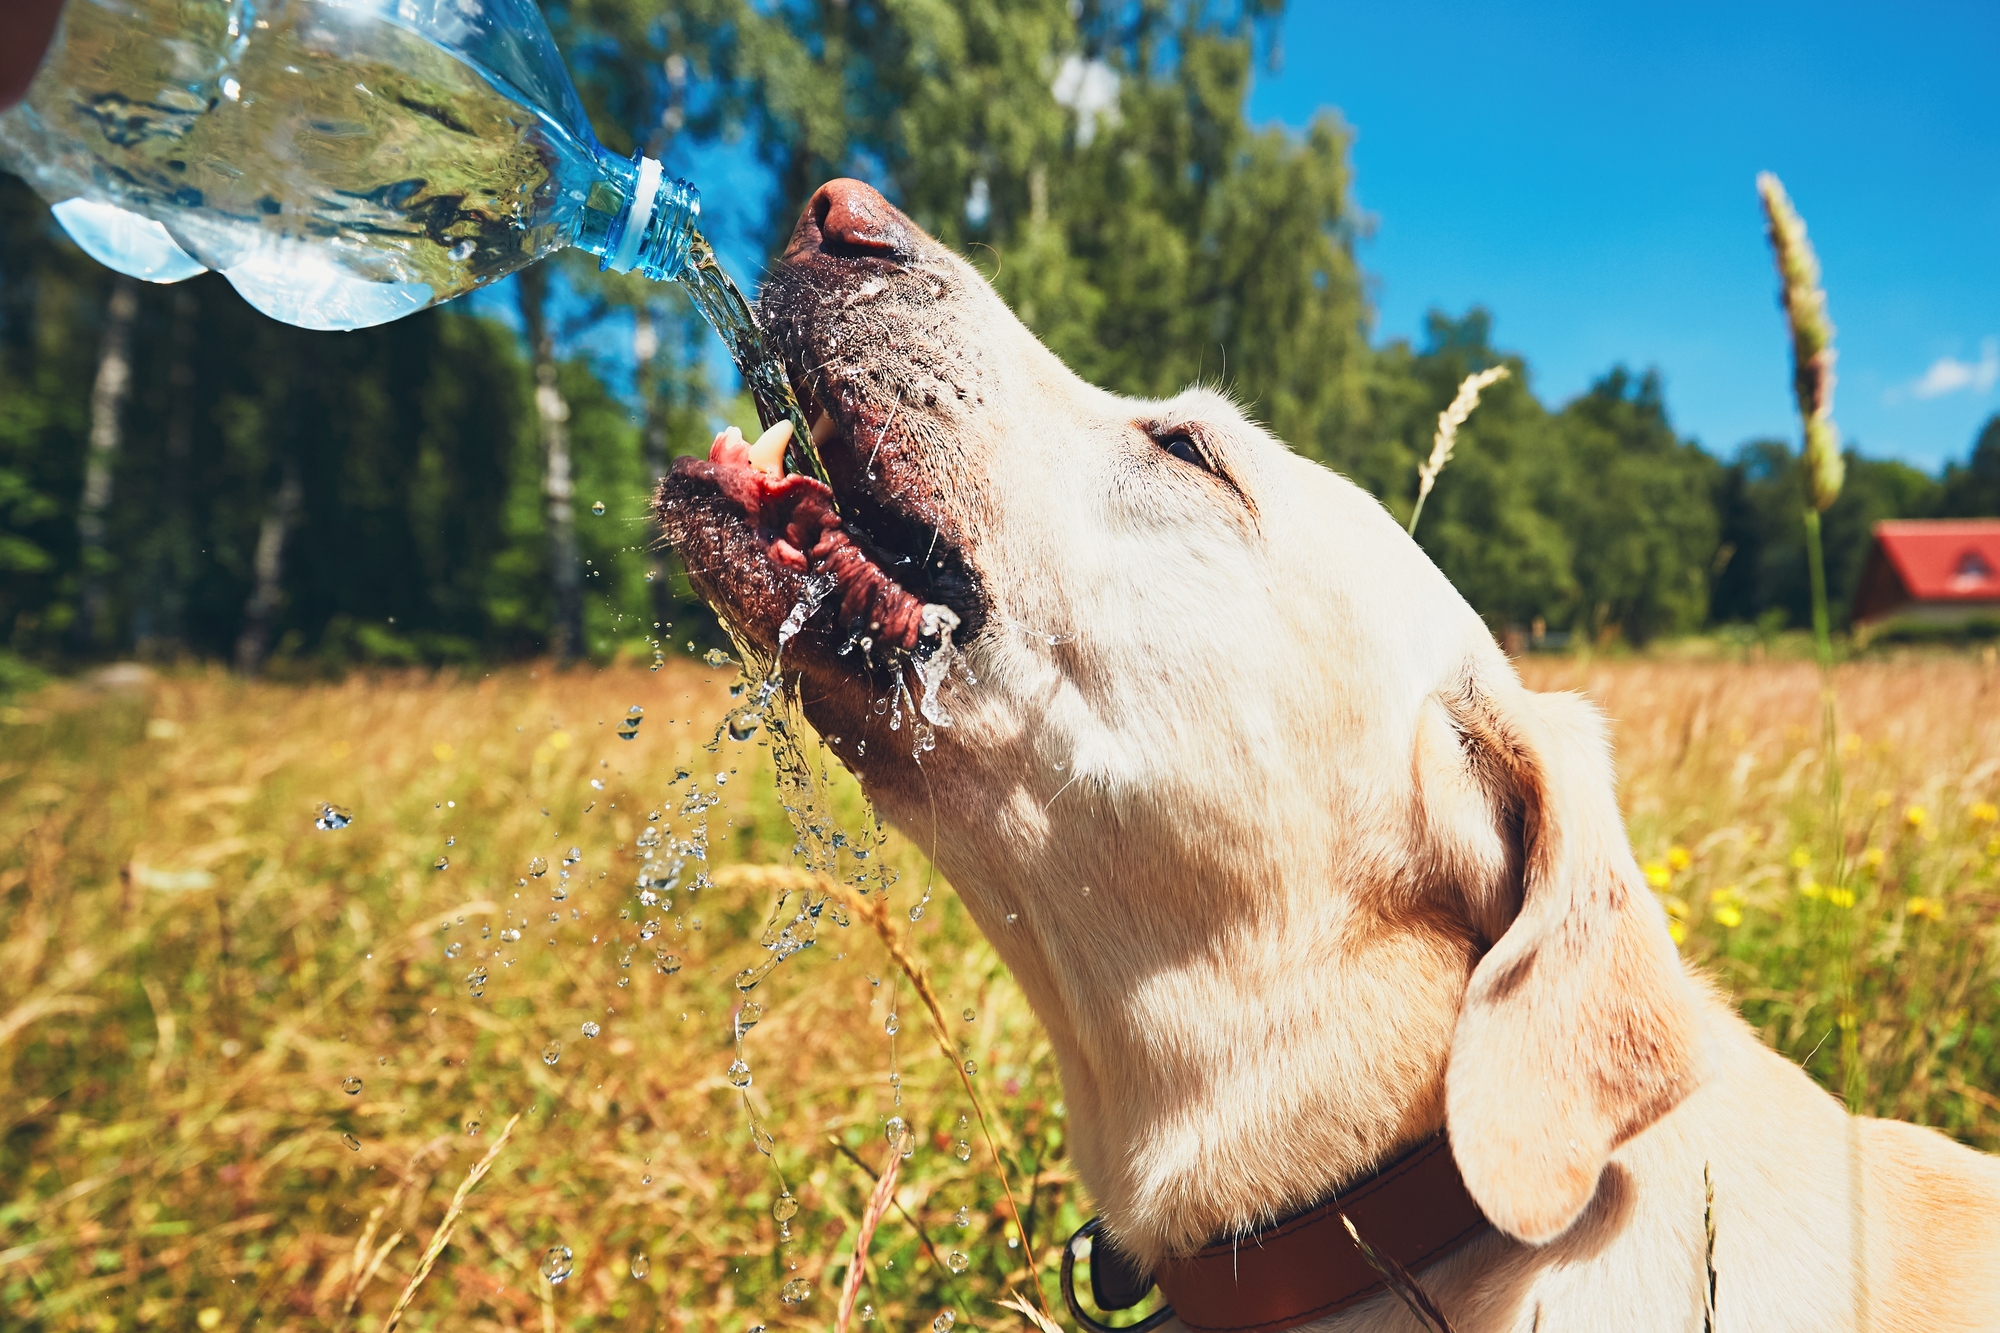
(839, 881, 1058, 1321)
(834, 1146, 903, 1333)
(1338, 1213, 1457, 1333)
(376, 1111, 523, 1333)
(1408, 366, 1509, 538)
(1759, 171, 1860, 1108)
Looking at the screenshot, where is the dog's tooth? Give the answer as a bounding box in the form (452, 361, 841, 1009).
(747, 420, 793, 477)
(811, 410, 838, 448)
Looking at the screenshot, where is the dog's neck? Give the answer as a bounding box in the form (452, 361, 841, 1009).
(868, 695, 1495, 1268)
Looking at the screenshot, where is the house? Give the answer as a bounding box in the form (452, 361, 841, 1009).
(1852, 520, 2000, 627)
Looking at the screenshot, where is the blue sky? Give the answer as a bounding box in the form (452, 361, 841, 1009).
(1247, 0, 2000, 470)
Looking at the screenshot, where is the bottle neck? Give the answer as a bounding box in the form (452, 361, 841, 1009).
(589, 153, 699, 282)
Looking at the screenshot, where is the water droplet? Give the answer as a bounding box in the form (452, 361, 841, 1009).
(444, 941, 462, 959)
(629, 1250, 650, 1280)
(954, 1139, 972, 1162)
(727, 1059, 752, 1088)
(773, 1192, 798, 1221)
(581, 1022, 601, 1038)
(551, 883, 568, 902)
(727, 707, 761, 741)
(341, 1133, 361, 1151)
(962, 1008, 976, 1023)
(465, 1119, 481, 1136)
(884, 1116, 914, 1157)
(947, 1251, 970, 1274)
(434, 856, 450, 871)
(703, 648, 734, 667)
(963, 1060, 978, 1076)
(465, 966, 488, 998)
(780, 1278, 812, 1305)
(341, 1076, 363, 1095)
(591, 500, 606, 516)
(540, 1245, 574, 1283)
(862, 1306, 875, 1322)
(315, 803, 352, 831)
(909, 903, 926, 922)
(528, 856, 548, 877)
(884, 1012, 900, 1036)
(619, 705, 644, 740)
(565, 846, 582, 865)
(655, 952, 682, 975)
(954, 1206, 969, 1228)
(738, 1002, 764, 1031)
(933, 1311, 955, 1333)
(543, 1040, 562, 1065)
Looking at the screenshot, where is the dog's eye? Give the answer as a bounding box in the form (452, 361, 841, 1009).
(1155, 430, 1210, 471)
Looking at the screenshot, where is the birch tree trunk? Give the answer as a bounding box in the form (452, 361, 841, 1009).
(74, 276, 139, 650)
(233, 460, 302, 675)
(518, 264, 583, 661)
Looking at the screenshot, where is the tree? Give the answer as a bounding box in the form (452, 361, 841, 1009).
(1939, 414, 2000, 518)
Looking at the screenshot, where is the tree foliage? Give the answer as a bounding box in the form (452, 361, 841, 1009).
(1, 0, 1995, 669)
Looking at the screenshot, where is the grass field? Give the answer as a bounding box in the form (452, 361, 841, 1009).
(4, 652, 1999, 1331)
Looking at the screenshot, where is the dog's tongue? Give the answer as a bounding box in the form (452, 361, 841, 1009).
(703, 430, 929, 650)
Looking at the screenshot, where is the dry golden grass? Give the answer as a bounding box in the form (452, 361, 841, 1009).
(3, 652, 1998, 1330)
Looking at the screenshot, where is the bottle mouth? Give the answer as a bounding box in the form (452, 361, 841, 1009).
(603, 154, 698, 281)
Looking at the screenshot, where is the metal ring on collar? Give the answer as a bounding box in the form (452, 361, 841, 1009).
(1060, 1218, 1175, 1333)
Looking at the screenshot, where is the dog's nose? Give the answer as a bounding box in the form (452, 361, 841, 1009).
(786, 178, 912, 261)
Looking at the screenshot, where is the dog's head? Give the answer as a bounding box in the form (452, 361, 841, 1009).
(657, 180, 1705, 1257)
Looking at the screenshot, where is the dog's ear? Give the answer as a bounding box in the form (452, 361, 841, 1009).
(1444, 684, 1706, 1244)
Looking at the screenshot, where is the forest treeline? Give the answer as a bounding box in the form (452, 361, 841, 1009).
(3, 0, 1997, 672)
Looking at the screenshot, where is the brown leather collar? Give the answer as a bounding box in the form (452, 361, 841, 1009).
(1065, 1135, 1490, 1333)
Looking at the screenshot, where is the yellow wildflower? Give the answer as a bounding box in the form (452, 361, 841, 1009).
(1662, 895, 1689, 919)
(1667, 846, 1692, 872)
(1709, 885, 1745, 928)
(1667, 918, 1687, 945)
(1643, 861, 1672, 889)
(1799, 877, 1823, 900)
(432, 741, 456, 762)
(1970, 801, 1999, 826)
(1789, 846, 1812, 870)
(1906, 896, 1945, 922)
(1874, 791, 1893, 809)
(1826, 886, 1855, 909)
(1859, 847, 1885, 873)
(1904, 804, 1928, 831)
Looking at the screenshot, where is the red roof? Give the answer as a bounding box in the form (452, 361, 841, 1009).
(1853, 521, 2000, 622)
(1873, 521, 2000, 600)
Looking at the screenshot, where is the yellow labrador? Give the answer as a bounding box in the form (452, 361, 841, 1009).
(658, 180, 2000, 1331)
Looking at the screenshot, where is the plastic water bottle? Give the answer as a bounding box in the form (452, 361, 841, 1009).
(0, 0, 701, 331)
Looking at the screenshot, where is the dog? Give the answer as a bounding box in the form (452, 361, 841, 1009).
(657, 179, 2000, 1331)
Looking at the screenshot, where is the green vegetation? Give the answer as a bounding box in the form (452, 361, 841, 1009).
(3, 1, 1997, 672)
(3, 656, 1997, 1330)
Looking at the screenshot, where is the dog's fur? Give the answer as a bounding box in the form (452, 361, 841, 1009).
(659, 183, 2000, 1330)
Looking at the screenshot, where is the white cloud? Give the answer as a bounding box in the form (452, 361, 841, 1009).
(1052, 54, 1120, 147)
(1910, 337, 2000, 400)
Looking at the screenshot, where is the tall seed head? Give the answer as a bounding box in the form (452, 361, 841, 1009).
(1757, 172, 1844, 512)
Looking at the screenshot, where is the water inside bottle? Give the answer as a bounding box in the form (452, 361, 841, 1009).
(8, 0, 645, 328)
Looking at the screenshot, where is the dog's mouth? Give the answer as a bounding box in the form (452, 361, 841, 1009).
(657, 394, 978, 668)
